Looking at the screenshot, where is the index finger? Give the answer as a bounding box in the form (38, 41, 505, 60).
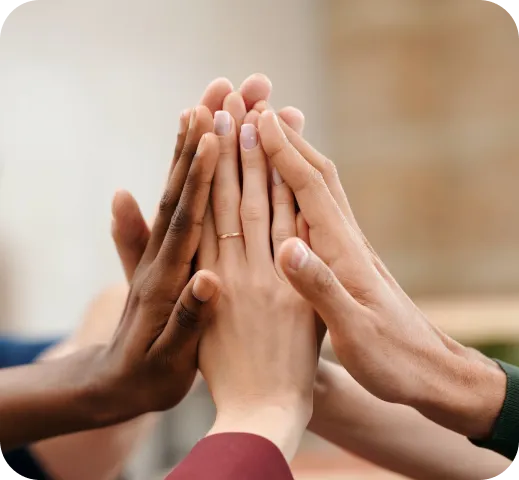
(258, 110, 342, 232)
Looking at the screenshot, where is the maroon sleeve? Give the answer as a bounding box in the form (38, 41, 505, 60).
(164, 433, 294, 480)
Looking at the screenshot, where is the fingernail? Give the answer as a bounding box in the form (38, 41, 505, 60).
(272, 167, 284, 186)
(240, 124, 258, 150)
(179, 109, 191, 134)
(189, 108, 197, 129)
(193, 274, 216, 302)
(289, 240, 309, 271)
(214, 110, 231, 136)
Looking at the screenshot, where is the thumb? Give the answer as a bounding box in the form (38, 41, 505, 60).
(111, 190, 150, 282)
(159, 270, 221, 357)
(279, 238, 356, 332)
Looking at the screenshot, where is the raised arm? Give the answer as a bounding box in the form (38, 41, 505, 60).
(311, 359, 510, 480)
(1, 104, 220, 453)
(257, 106, 515, 465)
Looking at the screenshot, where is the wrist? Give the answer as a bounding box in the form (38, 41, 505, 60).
(79, 346, 143, 428)
(208, 395, 312, 462)
(412, 349, 506, 439)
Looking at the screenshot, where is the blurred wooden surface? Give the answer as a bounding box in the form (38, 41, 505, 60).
(326, 0, 519, 298)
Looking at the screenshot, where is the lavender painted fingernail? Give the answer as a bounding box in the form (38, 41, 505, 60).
(214, 111, 232, 136)
(240, 124, 258, 150)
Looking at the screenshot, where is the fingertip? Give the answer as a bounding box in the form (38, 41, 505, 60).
(278, 106, 305, 135)
(112, 189, 135, 217)
(243, 109, 260, 127)
(193, 270, 221, 303)
(191, 104, 215, 134)
(253, 100, 270, 114)
(178, 108, 192, 134)
(240, 73, 272, 110)
(198, 132, 220, 157)
(200, 78, 234, 113)
(211, 77, 234, 92)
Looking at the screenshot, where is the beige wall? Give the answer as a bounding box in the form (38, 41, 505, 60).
(327, 0, 519, 297)
(0, 0, 330, 334)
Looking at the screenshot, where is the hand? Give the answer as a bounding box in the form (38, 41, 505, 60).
(197, 94, 317, 462)
(94, 105, 222, 422)
(256, 109, 506, 440)
(112, 74, 275, 282)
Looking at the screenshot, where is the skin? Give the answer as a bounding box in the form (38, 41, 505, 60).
(112, 76, 511, 476)
(222, 98, 511, 477)
(196, 98, 317, 462)
(112, 77, 318, 461)
(311, 360, 510, 480)
(1, 76, 275, 480)
(255, 106, 507, 441)
(0, 99, 222, 452)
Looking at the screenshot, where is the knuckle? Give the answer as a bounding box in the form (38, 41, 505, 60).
(169, 202, 203, 237)
(137, 275, 159, 305)
(272, 227, 291, 245)
(159, 190, 174, 213)
(185, 169, 212, 194)
(171, 202, 192, 231)
(212, 196, 233, 217)
(313, 266, 336, 294)
(268, 138, 289, 165)
(240, 202, 263, 223)
(175, 300, 200, 331)
(250, 276, 272, 298)
(323, 158, 339, 180)
(273, 185, 293, 206)
(181, 142, 197, 160)
(295, 163, 323, 194)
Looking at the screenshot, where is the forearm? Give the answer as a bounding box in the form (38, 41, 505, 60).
(310, 361, 510, 480)
(0, 348, 114, 450)
(29, 283, 157, 480)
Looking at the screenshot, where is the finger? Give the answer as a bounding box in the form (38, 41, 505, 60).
(212, 109, 245, 260)
(271, 166, 297, 277)
(111, 190, 150, 282)
(275, 112, 395, 283)
(223, 91, 247, 134)
(239, 73, 272, 111)
(157, 270, 221, 358)
(199, 77, 234, 114)
(277, 117, 358, 234)
(258, 110, 382, 291)
(279, 238, 357, 334)
(145, 105, 214, 263)
(296, 211, 310, 246)
(157, 133, 220, 272)
(256, 102, 359, 241)
(239, 124, 271, 266)
(277, 106, 305, 136)
(258, 110, 343, 239)
(198, 205, 218, 268)
(243, 109, 260, 128)
(168, 108, 192, 179)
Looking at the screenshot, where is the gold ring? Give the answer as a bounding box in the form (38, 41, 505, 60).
(218, 232, 244, 240)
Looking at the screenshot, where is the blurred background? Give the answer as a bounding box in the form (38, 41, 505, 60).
(0, 0, 518, 478)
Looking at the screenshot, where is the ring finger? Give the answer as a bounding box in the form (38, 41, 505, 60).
(212, 109, 245, 260)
